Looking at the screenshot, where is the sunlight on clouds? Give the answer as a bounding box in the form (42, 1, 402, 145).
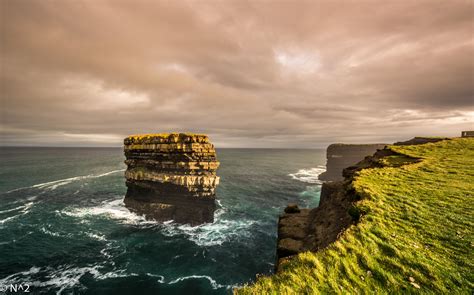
(62, 78, 150, 110)
(158, 63, 189, 73)
(274, 48, 321, 76)
(62, 132, 123, 142)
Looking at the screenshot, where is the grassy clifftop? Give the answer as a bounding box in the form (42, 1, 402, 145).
(238, 138, 473, 294)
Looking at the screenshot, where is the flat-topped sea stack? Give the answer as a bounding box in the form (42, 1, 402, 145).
(123, 133, 220, 225)
(318, 143, 387, 182)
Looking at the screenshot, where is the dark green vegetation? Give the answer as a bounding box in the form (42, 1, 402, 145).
(238, 138, 474, 294)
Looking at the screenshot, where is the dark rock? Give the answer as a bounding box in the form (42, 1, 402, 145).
(278, 238, 304, 257)
(284, 203, 300, 213)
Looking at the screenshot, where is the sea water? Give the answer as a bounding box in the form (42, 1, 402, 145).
(0, 147, 326, 294)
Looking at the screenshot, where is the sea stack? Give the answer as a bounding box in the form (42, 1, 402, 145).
(123, 133, 220, 225)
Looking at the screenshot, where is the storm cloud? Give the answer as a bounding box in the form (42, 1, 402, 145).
(1, 0, 473, 147)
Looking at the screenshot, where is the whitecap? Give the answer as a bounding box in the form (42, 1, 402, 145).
(161, 213, 256, 247)
(0, 265, 140, 293)
(85, 232, 107, 241)
(288, 166, 326, 184)
(0, 204, 27, 214)
(93, 269, 139, 280)
(5, 169, 125, 193)
(168, 275, 225, 289)
(0, 215, 18, 225)
(0, 267, 41, 285)
(60, 199, 156, 226)
(39, 226, 74, 239)
(0, 202, 35, 225)
(146, 273, 165, 283)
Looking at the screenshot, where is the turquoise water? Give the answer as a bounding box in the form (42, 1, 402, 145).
(0, 147, 326, 294)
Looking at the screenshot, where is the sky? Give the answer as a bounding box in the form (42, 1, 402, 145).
(1, 0, 473, 148)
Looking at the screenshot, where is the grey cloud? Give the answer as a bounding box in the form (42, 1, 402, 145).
(1, 0, 473, 148)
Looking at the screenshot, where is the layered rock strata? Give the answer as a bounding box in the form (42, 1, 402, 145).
(123, 133, 220, 225)
(318, 143, 387, 182)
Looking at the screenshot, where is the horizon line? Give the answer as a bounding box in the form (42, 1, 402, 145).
(0, 145, 326, 150)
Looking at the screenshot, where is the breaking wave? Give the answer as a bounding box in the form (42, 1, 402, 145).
(288, 166, 325, 184)
(160, 205, 257, 247)
(0, 266, 230, 292)
(60, 199, 154, 226)
(168, 275, 227, 289)
(0, 201, 35, 225)
(60, 198, 255, 247)
(0, 265, 140, 293)
(5, 169, 125, 193)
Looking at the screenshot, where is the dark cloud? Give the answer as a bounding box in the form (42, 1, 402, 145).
(1, 0, 473, 147)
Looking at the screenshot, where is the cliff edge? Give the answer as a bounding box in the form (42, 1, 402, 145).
(238, 137, 474, 294)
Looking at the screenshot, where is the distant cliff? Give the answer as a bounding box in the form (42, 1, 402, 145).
(318, 143, 387, 181)
(123, 133, 220, 225)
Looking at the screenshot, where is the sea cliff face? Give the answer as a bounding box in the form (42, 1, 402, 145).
(276, 181, 353, 269)
(123, 133, 220, 225)
(318, 143, 387, 181)
(276, 146, 414, 269)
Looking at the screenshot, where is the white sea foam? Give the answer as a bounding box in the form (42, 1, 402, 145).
(61, 199, 155, 225)
(5, 169, 125, 193)
(161, 209, 256, 247)
(146, 273, 165, 283)
(0, 265, 139, 293)
(0, 204, 28, 214)
(0, 267, 41, 285)
(85, 232, 107, 241)
(288, 166, 326, 184)
(168, 275, 225, 289)
(0, 202, 35, 225)
(62, 198, 254, 247)
(39, 227, 62, 237)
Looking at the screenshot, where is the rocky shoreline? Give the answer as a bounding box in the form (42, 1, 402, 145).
(276, 137, 447, 270)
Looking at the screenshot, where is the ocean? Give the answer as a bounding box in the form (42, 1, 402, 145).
(0, 147, 326, 294)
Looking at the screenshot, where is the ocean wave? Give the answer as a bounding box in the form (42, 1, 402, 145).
(0, 265, 139, 293)
(60, 199, 155, 226)
(288, 166, 325, 184)
(0, 267, 41, 285)
(146, 273, 165, 283)
(168, 275, 226, 289)
(160, 208, 256, 247)
(0, 266, 230, 292)
(85, 232, 107, 241)
(61, 198, 255, 247)
(0, 204, 29, 214)
(5, 169, 125, 193)
(0, 202, 35, 225)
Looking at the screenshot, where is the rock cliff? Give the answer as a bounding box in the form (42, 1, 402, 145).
(276, 181, 353, 269)
(123, 133, 220, 225)
(276, 146, 418, 269)
(318, 143, 387, 181)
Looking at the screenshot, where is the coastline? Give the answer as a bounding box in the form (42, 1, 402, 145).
(238, 137, 474, 293)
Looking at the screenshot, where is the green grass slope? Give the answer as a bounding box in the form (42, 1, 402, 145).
(238, 138, 474, 294)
